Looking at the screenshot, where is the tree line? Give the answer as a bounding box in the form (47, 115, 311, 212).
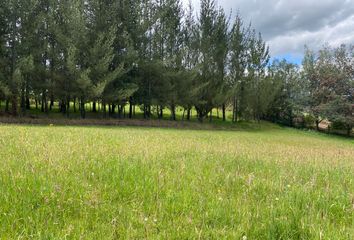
(0, 0, 353, 134)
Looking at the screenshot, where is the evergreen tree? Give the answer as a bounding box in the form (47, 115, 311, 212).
(213, 8, 229, 121)
(266, 60, 306, 126)
(194, 0, 219, 122)
(229, 14, 250, 122)
(246, 31, 270, 121)
(0, 0, 10, 106)
(0, 0, 350, 135)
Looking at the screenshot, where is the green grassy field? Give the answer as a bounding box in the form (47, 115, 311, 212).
(0, 123, 353, 239)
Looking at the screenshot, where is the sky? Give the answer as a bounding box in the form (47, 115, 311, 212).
(182, 0, 354, 65)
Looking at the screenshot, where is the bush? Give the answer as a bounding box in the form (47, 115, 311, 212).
(330, 120, 347, 130)
(303, 114, 316, 128)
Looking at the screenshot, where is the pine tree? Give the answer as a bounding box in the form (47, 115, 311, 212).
(213, 8, 229, 122)
(246, 31, 270, 121)
(229, 14, 250, 122)
(194, 0, 219, 122)
(0, 0, 10, 105)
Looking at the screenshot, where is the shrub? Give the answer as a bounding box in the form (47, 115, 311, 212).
(303, 114, 316, 128)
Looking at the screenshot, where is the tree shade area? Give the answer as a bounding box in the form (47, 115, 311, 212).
(0, 0, 353, 135)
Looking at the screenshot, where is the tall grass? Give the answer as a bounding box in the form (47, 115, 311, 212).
(0, 124, 353, 239)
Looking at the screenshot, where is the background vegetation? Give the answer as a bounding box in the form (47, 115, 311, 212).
(0, 0, 352, 135)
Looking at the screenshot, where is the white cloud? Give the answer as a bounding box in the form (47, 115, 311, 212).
(182, 0, 354, 58)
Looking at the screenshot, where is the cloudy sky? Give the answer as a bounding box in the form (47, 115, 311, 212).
(183, 0, 354, 64)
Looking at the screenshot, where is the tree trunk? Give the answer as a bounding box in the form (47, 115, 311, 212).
(232, 98, 236, 123)
(80, 97, 86, 119)
(222, 104, 226, 122)
(289, 110, 293, 127)
(41, 97, 44, 112)
(60, 100, 66, 115)
(112, 104, 116, 116)
(129, 101, 133, 119)
(26, 97, 30, 110)
(25, 80, 30, 110)
(144, 105, 151, 119)
(11, 94, 18, 116)
(21, 84, 26, 116)
(187, 108, 191, 121)
(44, 92, 48, 114)
(347, 126, 351, 137)
(50, 95, 54, 111)
(235, 98, 238, 122)
(66, 96, 70, 118)
(315, 120, 320, 131)
(119, 105, 124, 118)
(92, 101, 97, 112)
(73, 98, 76, 113)
(170, 104, 176, 121)
(5, 99, 9, 113)
(159, 105, 163, 119)
(198, 111, 203, 123)
(103, 102, 107, 118)
(144, 105, 147, 119)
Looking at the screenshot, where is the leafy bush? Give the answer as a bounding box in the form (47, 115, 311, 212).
(303, 114, 316, 128)
(331, 120, 348, 130)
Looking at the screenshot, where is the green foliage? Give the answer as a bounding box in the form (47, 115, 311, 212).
(302, 45, 353, 133)
(331, 119, 348, 130)
(0, 0, 274, 120)
(303, 114, 316, 128)
(0, 0, 352, 134)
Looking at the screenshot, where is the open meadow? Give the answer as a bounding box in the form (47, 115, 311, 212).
(0, 122, 353, 239)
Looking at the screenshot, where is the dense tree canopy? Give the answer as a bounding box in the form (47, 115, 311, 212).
(0, 0, 353, 134)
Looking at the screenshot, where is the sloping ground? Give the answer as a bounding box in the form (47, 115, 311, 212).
(0, 124, 353, 239)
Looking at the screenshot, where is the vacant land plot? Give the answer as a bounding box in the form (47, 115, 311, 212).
(0, 123, 353, 239)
